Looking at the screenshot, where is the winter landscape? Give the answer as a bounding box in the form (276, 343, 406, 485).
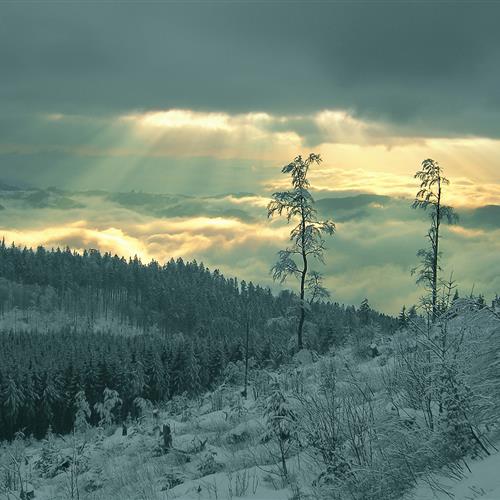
(1, 2, 500, 499)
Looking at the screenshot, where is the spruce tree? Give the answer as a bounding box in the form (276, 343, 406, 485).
(74, 390, 91, 433)
(398, 306, 408, 329)
(2, 375, 24, 437)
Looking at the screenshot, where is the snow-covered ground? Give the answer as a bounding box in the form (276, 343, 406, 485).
(410, 447, 500, 500)
(2, 305, 499, 500)
(2, 386, 310, 500)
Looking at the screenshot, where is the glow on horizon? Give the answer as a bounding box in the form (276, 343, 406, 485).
(0, 216, 291, 264)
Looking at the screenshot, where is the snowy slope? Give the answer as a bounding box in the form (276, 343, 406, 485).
(410, 448, 500, 499)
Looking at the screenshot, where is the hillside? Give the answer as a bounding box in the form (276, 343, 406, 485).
(0, 302, 498, 500)
(0, 243, 396, 442)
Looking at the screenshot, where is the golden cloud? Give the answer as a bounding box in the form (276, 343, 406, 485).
(0, 214, 290, 266)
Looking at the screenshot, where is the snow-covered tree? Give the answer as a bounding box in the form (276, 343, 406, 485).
(267, 153, 336, 350)
(412, 159, 457, 323)
(73, 390, 91, 433)
(264, 381, 297, 479)
(94, 388, 122, 428)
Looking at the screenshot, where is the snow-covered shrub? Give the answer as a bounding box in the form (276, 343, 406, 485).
(263, 381, 298, 479)
(36, 427, 62, 478)
(252, 369, 272, 400)
(63, 435, 89, 500)
(166, 392, 190, 416)
(351, 324, 380, 360)
(222, 361, 246, 385)
(295, 358, 346, 472)
(84, 469, 104, 493)
(94, 388, 122, 428)
(1, 432, 32, 499)
(227, 394, 247, 423)
(211, 385, 224, 411)
(226, 468, 258, 497)
(160, 472, 184, 491)
(197, 451, 223, 476)
(281, 367, 305, 394)
(133, 396, 153, 420)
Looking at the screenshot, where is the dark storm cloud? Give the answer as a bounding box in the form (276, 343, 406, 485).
(1, 1, 500, 137)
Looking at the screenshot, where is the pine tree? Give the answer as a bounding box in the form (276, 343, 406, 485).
(407, 305, 418, 321)
(40, 372, 63, 432)
(398, 305, 408, 329)
(1, 375, 24, 438)
(145, 349, 168, 401)
(184, 341, 201, 395)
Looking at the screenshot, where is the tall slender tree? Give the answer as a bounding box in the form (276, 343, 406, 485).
(267, 154, 335, 351)
(412, 159, 457, 323)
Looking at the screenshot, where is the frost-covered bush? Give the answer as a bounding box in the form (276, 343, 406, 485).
(133, 396, 153, 420)
(166, 392, 190, 416)
(227, 394, 247, 423)
(351, 324, 380, 360)
(211, 385, 225, 411)
(197, 452, 223, 476)
(295, 359, 345, 471)
(252, 369, 273, 400)
(94, 388, 122, 428)
(263, 381, 298, 479)
(222, 361, 245, 385)
(36, 427, 61, 478)
(160, 472, 184, 491)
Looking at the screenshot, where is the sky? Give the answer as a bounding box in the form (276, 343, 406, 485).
(1, 0, 500, 313)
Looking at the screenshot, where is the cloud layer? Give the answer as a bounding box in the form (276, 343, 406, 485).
(2, 108, 500, 206)
(1, 186, 499, 314)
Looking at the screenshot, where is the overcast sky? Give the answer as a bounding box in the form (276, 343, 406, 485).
(1, 1, 499, 313)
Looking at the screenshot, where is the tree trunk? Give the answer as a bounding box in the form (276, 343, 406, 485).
(243, 315, 249, 399)
(298, 205, 308, 351)
(280, 441, 288, 479)
(297, 268, 306, 351)
(162, 424, 172, 452)
(432, 180, 441, 323)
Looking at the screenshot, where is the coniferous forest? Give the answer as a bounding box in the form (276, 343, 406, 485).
(0, 242, 396, 441)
